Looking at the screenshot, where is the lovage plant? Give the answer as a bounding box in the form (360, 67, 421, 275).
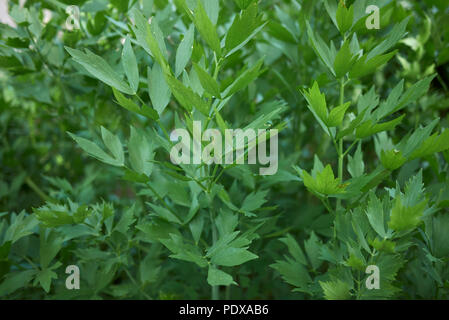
(0, 0, 448, 300)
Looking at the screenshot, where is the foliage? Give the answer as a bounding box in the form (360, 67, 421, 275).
(1, 0, 449, 299)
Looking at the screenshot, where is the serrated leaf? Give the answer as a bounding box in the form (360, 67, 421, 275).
(306, 22, 335, 75)
(347, 143, 364, 178)
(336, 2, 354, 35)
(355, 115, 404, 139)
(299, 164, 348, 196)
(233, 0, 255, 10)
(210, 246, 258, 267)
(320, 279, 351, 300)
(207, 266, 237, 286)
(366, 17, 411, 60)
(380, 149, 407, 171)
(327, 101, 351, 127)
(334, 40, 356, 78)
(147, 203, 182, 224)
(349, 51, 397, 79)
(225, 3, 266, 57)
(388, 198, 426, 232)
(193, 0, 221, 55)
(302, 81, 328, 127)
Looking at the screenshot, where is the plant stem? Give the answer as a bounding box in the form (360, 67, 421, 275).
(208, 194, 219, 300)
(25, 177, 52, 203)
(225, 285, 231, 300)
(336, 77, 345, 211)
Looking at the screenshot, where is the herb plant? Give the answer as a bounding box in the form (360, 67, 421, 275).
(0, 0, 448, 300)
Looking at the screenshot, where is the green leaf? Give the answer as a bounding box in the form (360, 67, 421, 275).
(112, 88, 159, 120)
(122, 36, 139, 93)
(131, 9, 168, 70)
(207, 266, 237, 286)
(129, 126, 154, 176)
(175, 24, 195, 77)
(355, 115, 405, 139)
(0, 270, 37, 296)
(304, 232, 322, 270)
(320, 279, 352, 300)
(40, 230, 63, 269)
(327, 101, 351, 127)
(35, 268, 58, 293)
(225, 3, 267, 57)
(34, 208, 74, 227)
(279, 234, 307, 265)
(65, 47, 134, 94)
(336, 2, 354, 35)
(164, 74, 210, 115)
(233, 0, 255, 10)
(240, 189, 268, 215)
(148, 64, 171, 115)
(409, 130, 449, 160)
(193, 0, 221, 55)
(101, 126, 124, 165)
(301, 81, 328, 128)
(380, 149, 407, 171)
(202, 0, 219, 25)
(210, 246, 258, 267)
(388, 198, 426, 232)
(366, 17, 411, 60)
(222, 58, 264, 97)
(192, 62, 221, 97)
(299, 164, 348, 196)
(112, 87, 140, 113)
(306, 22, 335, 75)
(334, 39, 356, 79)
(349, 51, 397, 79)
(365, 193, 388, 238)
(114, 205, 136, 234)
(147, 203, 182, 224)
(160, 233, 208, 267)
(189, 214, 204, 245)
(393, 76, 435, 115)
(347, 143, 364, 178)
(388, 172, 428, 232)
(68, 132, 123, 167)
(270, 259, 311, 292)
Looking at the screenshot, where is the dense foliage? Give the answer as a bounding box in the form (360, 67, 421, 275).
(1, 0, 449, 299)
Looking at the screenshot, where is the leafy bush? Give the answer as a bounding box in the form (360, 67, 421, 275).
(0, 0, 448, 299)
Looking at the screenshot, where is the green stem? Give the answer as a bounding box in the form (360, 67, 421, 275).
(26, 28, 57, 77)
(343, 139, 359, 158)
(208, 194, 219, 300)
(336, 78, 345, 211)
(25, 177, 52, 203)
(225, 285, 231, 300)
